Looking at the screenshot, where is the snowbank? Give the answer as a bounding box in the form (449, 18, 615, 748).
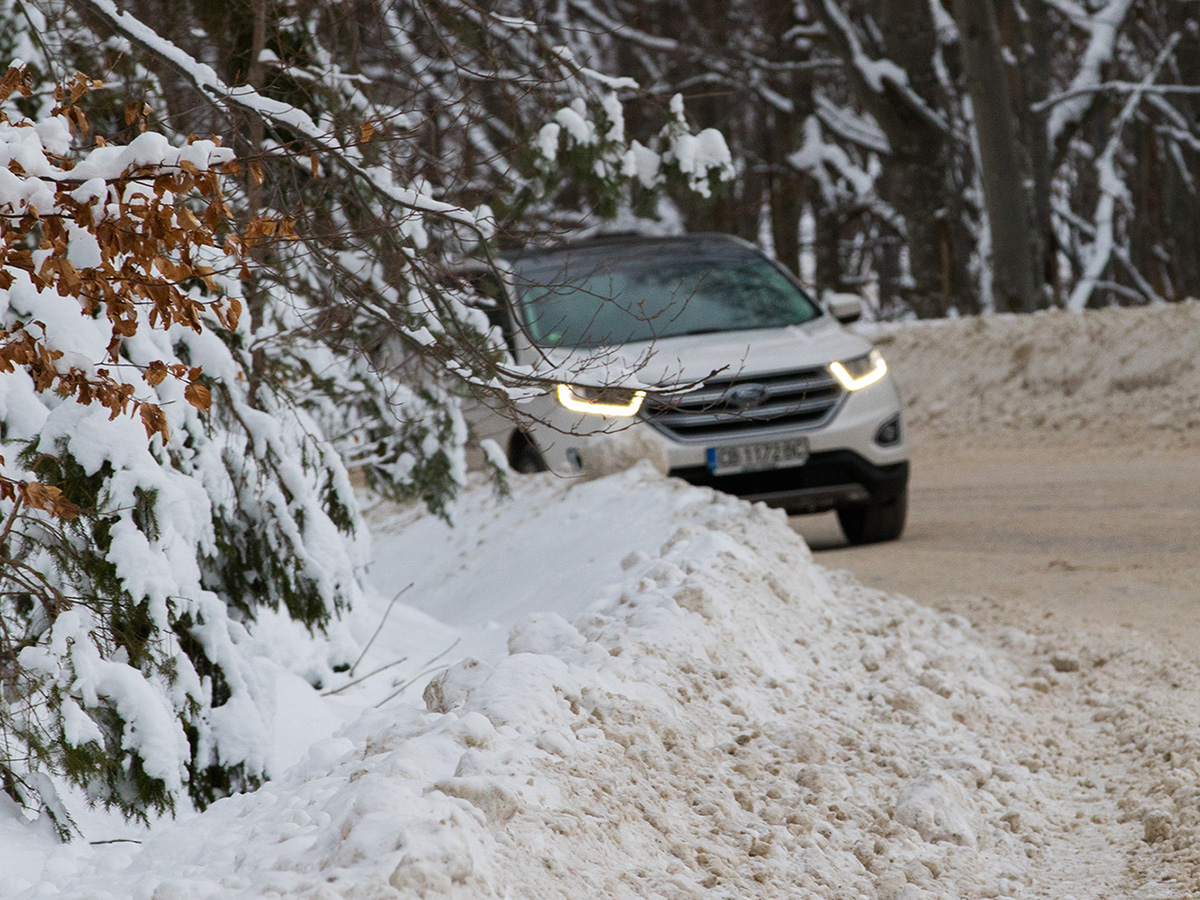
(873, 301, 1200, 445)
(8, 464, 1195, 898)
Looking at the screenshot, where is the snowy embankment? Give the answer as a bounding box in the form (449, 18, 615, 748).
(0, 472, 1067, 897)
(6, 469, 1195, 899)
(873, 300, 1200, 444)
(5, 303, 1200, 898)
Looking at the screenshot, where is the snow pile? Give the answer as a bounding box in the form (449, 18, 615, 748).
(11, 466, 1194, 898)
(486, 498, 1030, 900)
(874, 301, 1200, 444)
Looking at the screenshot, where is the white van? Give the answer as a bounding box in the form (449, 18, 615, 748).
(467, 233, 909, 544)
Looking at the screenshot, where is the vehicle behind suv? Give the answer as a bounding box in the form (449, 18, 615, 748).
(469, 233, 909, 544)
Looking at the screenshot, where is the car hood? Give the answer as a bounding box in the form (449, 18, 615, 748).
(522, 314, 872, 389)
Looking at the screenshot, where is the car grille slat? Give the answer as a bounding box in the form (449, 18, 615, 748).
(677, 372, 840, 405)
(642, 366, 846, 442)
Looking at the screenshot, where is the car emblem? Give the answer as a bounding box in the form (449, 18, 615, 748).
(724, 383, 770, 410)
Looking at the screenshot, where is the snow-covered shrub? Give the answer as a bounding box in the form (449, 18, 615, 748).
(0, 70, 365, 836)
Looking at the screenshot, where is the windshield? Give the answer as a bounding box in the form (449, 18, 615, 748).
(511, 239, 821, 349)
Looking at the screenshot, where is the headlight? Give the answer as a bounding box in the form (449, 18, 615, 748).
(829, 348, 887, 391)
(556, 383, 646, 417)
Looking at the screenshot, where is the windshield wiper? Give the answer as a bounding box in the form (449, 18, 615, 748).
(663, 327, 730, 338)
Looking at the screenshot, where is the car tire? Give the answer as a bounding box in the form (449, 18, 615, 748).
(836, 486, 907, 545)
(510, 436, 547, 474)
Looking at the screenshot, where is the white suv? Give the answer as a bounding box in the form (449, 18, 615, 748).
(469, 233, 909, 544)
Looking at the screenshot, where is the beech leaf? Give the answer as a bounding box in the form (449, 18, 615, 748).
(144, 360, 169, 386)
(185, 381, 212, 411)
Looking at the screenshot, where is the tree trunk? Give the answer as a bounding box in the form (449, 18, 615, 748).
(1000, 0, 1055, 301)
(877, 0, 953, 318)
(950, 0, 1042, 313)
(813, 198, 844, 293)
(1164, 0, 1200, 300)
(768, 139, 804, 275)
(765, 0, 807, 276)
(884, 159, 950, 318)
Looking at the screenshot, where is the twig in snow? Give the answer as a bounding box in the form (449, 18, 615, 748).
(321, 656, 409, 697)
(348, 583, 412, 677)
(373, 638, 462, 708)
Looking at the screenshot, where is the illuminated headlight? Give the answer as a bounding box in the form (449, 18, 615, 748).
(829, 349, 887, 391)
(556, 383, 646, 417)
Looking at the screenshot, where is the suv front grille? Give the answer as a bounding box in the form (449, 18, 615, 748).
(641, 367, 845, 442)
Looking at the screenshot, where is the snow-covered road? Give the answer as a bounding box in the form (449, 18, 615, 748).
(796, 434, 1200, 645)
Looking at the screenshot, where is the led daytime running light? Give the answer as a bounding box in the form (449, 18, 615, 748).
(830, 349, 888, 391)
(556, 384, 646, 416)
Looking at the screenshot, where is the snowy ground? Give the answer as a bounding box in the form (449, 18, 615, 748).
(3, 303, 1199, 899)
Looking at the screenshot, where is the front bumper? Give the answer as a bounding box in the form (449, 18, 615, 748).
(669, 451, 909, 514)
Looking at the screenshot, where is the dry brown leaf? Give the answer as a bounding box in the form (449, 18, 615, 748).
(144, 360, 169, 386)
(178, 206, 202, 231)
(139, 402, 170, 441)
(184, 381, 211, 411)
(22, 481, 81, 519)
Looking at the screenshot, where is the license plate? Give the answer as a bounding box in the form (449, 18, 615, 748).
(706, 437, 810, 475)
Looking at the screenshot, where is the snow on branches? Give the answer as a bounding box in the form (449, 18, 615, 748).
(0, 66, 365, 836)
(535, 91, 733, 211)
(0, 67, 244, 520)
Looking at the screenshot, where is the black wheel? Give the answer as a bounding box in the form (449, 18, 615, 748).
(510, 435, 547, 473)
(836, 486, 908, 545)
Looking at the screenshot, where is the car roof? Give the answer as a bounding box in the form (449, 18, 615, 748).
(503, 232, 761, 266)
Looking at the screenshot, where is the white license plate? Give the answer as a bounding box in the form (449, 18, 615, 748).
(706, 437, 810, 475)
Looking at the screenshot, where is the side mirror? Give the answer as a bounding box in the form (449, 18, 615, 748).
(823, 292, 863, 325)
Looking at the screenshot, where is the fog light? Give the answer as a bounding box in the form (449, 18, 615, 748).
(875, 414, 902, 446)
